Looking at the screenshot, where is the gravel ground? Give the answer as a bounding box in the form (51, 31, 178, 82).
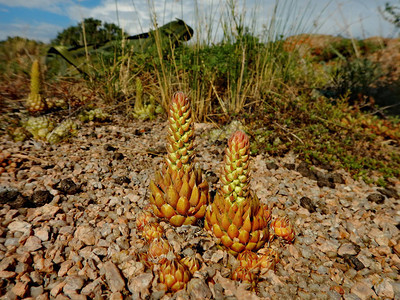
(0, 117, 399, 299)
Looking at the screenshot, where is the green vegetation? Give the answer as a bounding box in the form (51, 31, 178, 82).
(380, 1, 400, 30)
(51, 17, 123, 47)
(0, 0, 399, 187)
(0, 37, 45, 80)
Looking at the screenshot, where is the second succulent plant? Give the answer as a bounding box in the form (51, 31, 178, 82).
(204, 130, 272, 256)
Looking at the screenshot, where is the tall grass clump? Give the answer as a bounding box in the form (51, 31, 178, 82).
(146, 0, 328, 121)
(79, 0, 327, 121)
(0, 37, 46, 80)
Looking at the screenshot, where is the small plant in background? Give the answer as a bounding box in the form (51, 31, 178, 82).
(24, 116, 55, 140)
(8, 126, 29, 142)
(131, 78, 161, 120)
(323, 58, 384, 102)
(134, 77, 144, 113)
(26, 59, 47, 114)
(78, 107, 110, 123)
(46, 118, 79, 144)
(10, 116, 79, 144)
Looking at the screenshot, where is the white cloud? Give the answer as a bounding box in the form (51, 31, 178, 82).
(0, 0, 73, 14)
(66, 0, 197, 35)
(63, 0, 397, 42)
(0, 0, 397, 43)
(0, 21, 63, 42)
(311, 0, 396, 38)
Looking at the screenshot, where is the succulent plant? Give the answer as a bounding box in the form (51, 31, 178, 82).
(46, 97, 67, 110)
(9, 127, 29, 142)
(149, 92, 209, 227)
(142, 223, 164, 242)
(131, 78, 163, 120)
(204, 130, 271, 256)
(136, 211, 156, 230)
(27, 59, 47, 114)
(78, 108, 110, 122)
(271, 216, 295, 243)
(180, 256, 201, 275)
(257, 253, 276, 272)
(148, 238, 172, 264)
(158, 259, 191, 292)
(24, 116, 55, 141)
(258, 247, 280, 264)
(231, 266, 257, 287)
(132, 102, 156, 121)
(46, 119, 79, 144)
(237, 250, 259, 269)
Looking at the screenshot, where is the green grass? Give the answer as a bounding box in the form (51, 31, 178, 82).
(248, 92, 400, 185)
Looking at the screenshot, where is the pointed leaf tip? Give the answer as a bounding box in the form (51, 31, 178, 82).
(171, 92, 189, 110)
(229, 130, 249, 148)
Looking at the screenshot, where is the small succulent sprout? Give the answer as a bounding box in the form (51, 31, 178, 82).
(136, 210, 156, 230)
(180, 255, 201, 275)
(24, 116, 55, 141)
(258, 247, 280, 264)
(9, 127, 29, 142)
(142, 223, 164, 242)
(237, 250, 259, 269)
(132, 78, 157, 120)
(158, 259, 191, 292)
(79, 108, 110, 122)
(257, 253, 276, 272)
(271, 216, 295, 243)
(46, 119, 79, 144)
(148, 238, 172, 265)
(231, 266, 258, 288)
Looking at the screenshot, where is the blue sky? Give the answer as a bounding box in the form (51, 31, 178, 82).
(0, 0, 398, 43)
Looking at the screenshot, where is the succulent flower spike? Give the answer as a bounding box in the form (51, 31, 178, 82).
(166, 91, 195, 176)
(220, 130, 251, 204)
(149, 92, 209, 227)
(27, 59, 47, 114)
(205, 130, 271, 256)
